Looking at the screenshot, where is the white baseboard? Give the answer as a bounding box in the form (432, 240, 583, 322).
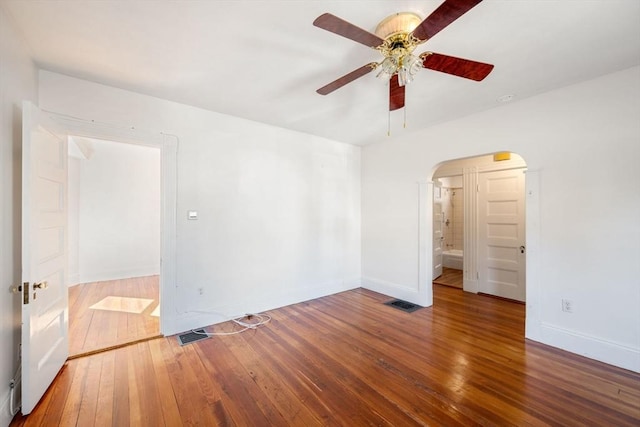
(78, 266, 160, 284)
(67, 272, 80, 287)
(361, 276, 430, 307)
(531, 322, 640, 373)
(162, 277, 362, 337)
(462, 278, 478, 294)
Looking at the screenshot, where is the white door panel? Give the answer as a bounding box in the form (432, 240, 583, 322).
(21, 101, 69, 414)
(478, 169, 526, 301)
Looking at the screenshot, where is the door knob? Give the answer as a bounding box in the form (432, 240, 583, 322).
(34, 281, 48, 289)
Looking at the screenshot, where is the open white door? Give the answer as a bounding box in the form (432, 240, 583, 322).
(478, 168, 526, 302)
(432, 182, 444, 280)
(21, 101, 69, 414)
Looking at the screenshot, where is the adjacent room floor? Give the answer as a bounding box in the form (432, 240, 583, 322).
(68, 275, 160, 357)
(432, 267, 463, 288)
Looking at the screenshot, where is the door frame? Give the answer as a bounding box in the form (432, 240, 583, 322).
(421, 153, 540, 336)
(45, 111, 177, 335)
(432, 181, 443, 280)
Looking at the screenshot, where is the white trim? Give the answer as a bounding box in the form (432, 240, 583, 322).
(159, 134, 177, 337)
(361, 276, 425, 306)
(524, 169, 542, 340)
(462, 167, 478, 293)
(433, 157, 527, 179)
(45, 111, 177, 337)
(418, 180, 433, 307)
(477, 159, 527, 173)
(68, 272, 80, 287)
(77, 269, 160, 284)
(537, 322, 640, 373)
(166, 278, 361, 336)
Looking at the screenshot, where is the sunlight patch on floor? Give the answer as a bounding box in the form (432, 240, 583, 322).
(150, 304, 160, 317)
(90, 296, 154, 314)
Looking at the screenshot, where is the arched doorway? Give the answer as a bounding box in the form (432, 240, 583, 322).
(431, 152, 528, 302)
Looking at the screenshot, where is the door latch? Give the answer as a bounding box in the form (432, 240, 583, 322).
(23, 282, 29, 305)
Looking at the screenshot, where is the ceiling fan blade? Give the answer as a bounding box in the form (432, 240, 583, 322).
(317, 63, 377, 95)
(313, 13, 384, 48)
(421, 52, 494, 81)
(389, 74, 405, 111)
(412, 0, 482, 41)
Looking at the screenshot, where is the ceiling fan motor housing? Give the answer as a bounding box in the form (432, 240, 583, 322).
(375, 12, 423, 60)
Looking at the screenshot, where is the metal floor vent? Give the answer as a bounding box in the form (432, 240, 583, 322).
(177, 329, 210, 346)
(384, 299, 422, 313)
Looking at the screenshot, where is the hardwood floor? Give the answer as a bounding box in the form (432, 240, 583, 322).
(13, 285, 640, 426)
(68, 276, 160, 357)
(433, 267, 463, 288)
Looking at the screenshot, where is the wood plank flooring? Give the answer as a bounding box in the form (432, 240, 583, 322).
(13, 285, 640, 426)
(68, 276, 160, 357)
(433, 267, 463, 288)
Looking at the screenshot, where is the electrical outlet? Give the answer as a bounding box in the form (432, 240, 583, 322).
(198, 287, 204, 296)
(562, 299, 573, 313)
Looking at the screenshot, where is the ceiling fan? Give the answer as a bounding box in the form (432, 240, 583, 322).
(313, 0, 494, 113)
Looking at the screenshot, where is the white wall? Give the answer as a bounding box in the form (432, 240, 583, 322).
(0, 7, 38, 426)
(362, 66, 640, 372)
(69, 138, 161, 284)
(39, 70, 361, 336)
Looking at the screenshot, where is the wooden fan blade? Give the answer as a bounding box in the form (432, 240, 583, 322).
(389, 74, 405, 111)
(317, 63, 377, 95)
(313, 13, 384, 48)
(412, 0, 482, 41)
(422, 52, 494, 81)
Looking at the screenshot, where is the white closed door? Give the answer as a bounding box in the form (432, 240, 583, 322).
(21, 101, 69, 414)
(433, 200, 444, 280)
(478, 168, 526, 302)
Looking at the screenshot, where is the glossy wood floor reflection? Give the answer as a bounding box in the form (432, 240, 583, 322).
(13, 286, 640, 426)
(68, 276, 160, 357)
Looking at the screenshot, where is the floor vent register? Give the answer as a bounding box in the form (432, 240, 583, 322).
(177, 329, 210, 346)
(384, 299, 422, 313)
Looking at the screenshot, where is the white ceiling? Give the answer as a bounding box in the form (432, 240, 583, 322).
(3, 0, 639, 146)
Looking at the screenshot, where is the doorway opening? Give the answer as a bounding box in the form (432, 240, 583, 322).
(431, 152, 527, 304)
(67, 136, 161, 357)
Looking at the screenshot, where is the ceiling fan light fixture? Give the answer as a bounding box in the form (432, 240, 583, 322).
(374, 12, 422, 39)
(376, 57, 397, 81)
(400, 53, 421, 85)
(373, 12, 425, 87)
(313, 1, 495, 120)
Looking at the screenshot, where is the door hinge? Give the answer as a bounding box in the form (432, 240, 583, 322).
(23, 282, 29, 305)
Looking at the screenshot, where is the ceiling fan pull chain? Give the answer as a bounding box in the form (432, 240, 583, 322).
(404, 104, 407, 128)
